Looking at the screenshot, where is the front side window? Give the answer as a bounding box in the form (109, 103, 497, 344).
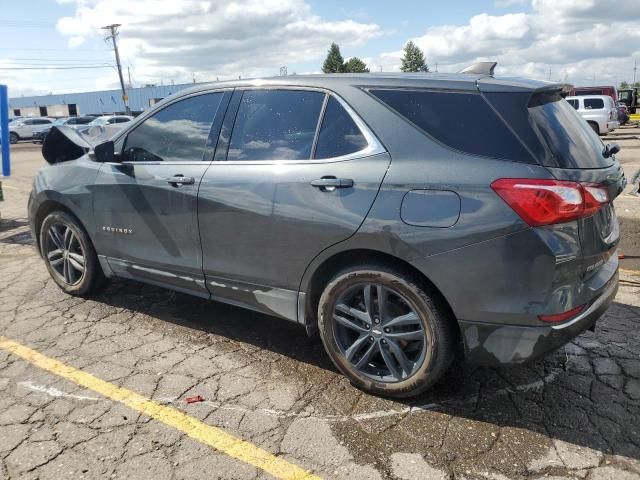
(584, 98, 604, 110)
(227, 90, 324, 161)
(314, 96, 367, 159)
(566, 99, 579, 110)
(123, 93, 222, 162)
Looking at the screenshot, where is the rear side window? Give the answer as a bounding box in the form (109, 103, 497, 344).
(567, 99, 579, 110)
(370, 89, 534, 163)
(584, 98, 604, 110)
(314, 97, 367, 159)
(123, 93, 222, 162)
(228, 90, 325, 161)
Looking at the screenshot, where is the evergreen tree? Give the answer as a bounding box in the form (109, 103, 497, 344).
(400, 41, 429, 72)
(322, 43, 345, 73)
(343, 57, 370, 73)
(620, 81, 629, 90)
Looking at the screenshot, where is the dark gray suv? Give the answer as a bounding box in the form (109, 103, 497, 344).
(29, 70, 624, 398)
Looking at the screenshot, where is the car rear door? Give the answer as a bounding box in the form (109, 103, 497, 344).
(91, 90, 230, 297)
(197, 88, 390, 321)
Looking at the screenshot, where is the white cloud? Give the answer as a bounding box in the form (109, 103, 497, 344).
(54, 0, 383, 85)
(374, 0, 640, 86)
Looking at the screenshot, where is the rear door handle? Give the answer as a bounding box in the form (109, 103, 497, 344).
(165, 175, 195, 186)
(310, 177, 354, 191)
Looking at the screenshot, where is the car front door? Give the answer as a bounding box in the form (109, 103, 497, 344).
(92, 90, 230, 297)
(198, 89, 390, 321)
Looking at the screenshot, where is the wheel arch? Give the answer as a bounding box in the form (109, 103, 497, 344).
(302, 248, 460, 342)
(33, 199, 88, 255)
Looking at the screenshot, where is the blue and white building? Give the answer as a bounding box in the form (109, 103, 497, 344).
(9, 82, 204, 118)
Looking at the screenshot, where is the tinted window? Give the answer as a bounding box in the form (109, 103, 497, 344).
(528, 93, 611, 168)
(228, 90, 324, 161)
(584, 98, 604, 109)
(114, 117, 131, 123)
(124, 93, 222, 162)
(567, 99, 579, 110)
(314, 97, 367, 159)
(370, 89, 534, 163)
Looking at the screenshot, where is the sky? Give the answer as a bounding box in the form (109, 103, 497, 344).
(1, 0, 639, 98)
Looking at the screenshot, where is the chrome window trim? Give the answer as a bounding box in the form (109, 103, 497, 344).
(222, 85, 386, 164)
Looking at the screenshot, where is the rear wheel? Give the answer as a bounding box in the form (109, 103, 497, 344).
(588, 122, 600, 135)
(318, 265, 455, 398)
(9, 132, 19, 144)
(40, 211, 105, 295)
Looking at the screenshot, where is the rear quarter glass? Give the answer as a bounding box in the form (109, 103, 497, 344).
(368, 89, 537, 164)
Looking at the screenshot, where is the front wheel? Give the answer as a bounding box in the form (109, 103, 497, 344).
(9, 132, 19, 144)
(39, 211, 105, 295)
(318, 265, 455, 398)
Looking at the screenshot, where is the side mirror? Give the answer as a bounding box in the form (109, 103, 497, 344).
(92, 140, 116, 163)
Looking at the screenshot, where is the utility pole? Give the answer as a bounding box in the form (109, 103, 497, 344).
(101, 24, 130, 115)
(127, 66, 132, 88)
(634, 59, 637, 86)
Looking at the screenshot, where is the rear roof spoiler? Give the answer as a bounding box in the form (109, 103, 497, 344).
(458, 61, 497, 76)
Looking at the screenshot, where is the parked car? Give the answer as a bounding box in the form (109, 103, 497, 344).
(33, 116, 97, 144)
(565, 95, 619, 135)
(79, 115, 133, 136)
(30, 69, 623, 398)
(8, 117, 53, 143)
(568, 85, 618, 105)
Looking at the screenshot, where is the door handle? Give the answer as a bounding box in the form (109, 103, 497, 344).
(165, 175, 195, 186)
(310, 177, 354, 191)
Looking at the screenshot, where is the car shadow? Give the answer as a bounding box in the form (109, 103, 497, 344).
(92, 277, 640, 462)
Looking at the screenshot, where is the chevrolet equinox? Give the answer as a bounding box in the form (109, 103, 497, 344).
(29, 65, 624, 398)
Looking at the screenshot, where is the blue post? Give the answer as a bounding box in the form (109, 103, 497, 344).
(0, 84, 9, 177)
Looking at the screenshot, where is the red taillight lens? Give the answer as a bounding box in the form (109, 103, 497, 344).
(490, 178, 609, 226)
(539, 304, 585, 323)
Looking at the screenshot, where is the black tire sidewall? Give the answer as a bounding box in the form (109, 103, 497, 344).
(39, 211, 101, 296)
(318, 266, 452, 398)
(10, 132, 19, 144)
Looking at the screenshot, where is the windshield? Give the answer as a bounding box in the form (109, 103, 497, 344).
(88, 117, 108, 126)
(53, 118, 68, 126)
(529, 93, 612, 169)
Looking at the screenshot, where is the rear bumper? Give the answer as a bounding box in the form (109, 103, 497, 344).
(460, 269, 618, 366)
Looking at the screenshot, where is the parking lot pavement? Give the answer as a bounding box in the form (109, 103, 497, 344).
(0, 143, 639, 480)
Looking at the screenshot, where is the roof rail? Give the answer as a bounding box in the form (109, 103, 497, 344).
(458, 61, 497, 76)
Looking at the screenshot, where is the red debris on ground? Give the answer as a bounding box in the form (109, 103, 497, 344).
(185, 395, 204, 404)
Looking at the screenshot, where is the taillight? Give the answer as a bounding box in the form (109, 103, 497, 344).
(490, 178, 609, 226)
(539, 304, 585, 323)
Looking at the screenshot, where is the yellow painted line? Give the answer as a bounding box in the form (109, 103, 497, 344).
(621, 268, 640, 276)
(0, 336, 321, 480)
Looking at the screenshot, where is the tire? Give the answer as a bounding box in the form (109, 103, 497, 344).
(318, 264, 455, 398)
(39, 211, 106, 295)
(588, 122, 600, 135)
(9, 132, 19, 144)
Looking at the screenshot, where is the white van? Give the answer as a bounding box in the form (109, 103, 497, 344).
(565, 95, 619, 135)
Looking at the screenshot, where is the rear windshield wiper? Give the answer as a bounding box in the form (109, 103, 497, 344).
(602, 143, 620, 158)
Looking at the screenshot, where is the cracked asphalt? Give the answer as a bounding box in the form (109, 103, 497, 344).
(0, 137, 639, 480)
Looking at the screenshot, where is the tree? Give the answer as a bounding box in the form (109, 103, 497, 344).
(343, 57, 370, 73)
(322, 43, 345, 73)
(620, 81, 629, 90)
(400, 41, 429, 73)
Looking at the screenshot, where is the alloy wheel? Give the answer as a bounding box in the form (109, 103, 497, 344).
(331, 283, 428, 382)
(44, 222, 86, 286)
